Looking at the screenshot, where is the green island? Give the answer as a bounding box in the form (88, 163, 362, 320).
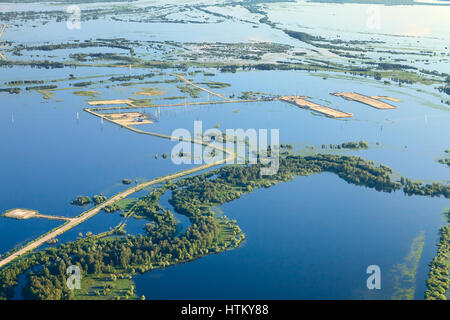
(73, 90, 100, 97)
(70, 196, 91, 206)
(93, 195, 107, 206)
(122, 179, 132, 185)
(437, 158, 450, 168)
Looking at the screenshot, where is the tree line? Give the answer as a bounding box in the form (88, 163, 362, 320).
(1, 153, 448, 300)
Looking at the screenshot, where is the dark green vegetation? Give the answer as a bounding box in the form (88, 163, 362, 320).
(238, 91, 273, 100)
(322, 141, 369, 150)
(438, 158, 450, 167)
(25, 85, 57, 91)
(122, 179, 132, 185)
(401, 178, 450, 198)
(0, 87, 21, 94)
(1, 153, 449, 299)
(177, 85, 201, 98)
(103, 203, 120, 214)
(308, 0, 450, 5)
(70, 196, 91, 206)
(6, 80, 44, 86)
(425, 209, 450, 300)
(93, 195, 107, 206)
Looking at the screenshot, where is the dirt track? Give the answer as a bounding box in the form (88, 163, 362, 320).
(332, 92, 397, 109)
(170, 73, 233, 101)
(279, 96, 353, 118)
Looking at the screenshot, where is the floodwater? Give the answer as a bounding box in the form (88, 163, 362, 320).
(0, 0, 448, 300)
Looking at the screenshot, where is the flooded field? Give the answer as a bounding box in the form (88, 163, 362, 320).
(0, 0, 448, 301)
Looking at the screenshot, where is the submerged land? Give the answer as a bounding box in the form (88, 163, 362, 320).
(0, 0, 449, 300)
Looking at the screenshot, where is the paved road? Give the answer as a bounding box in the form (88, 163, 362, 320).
(0, 117, 235, 270)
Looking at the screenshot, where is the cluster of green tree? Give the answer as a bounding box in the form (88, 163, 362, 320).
(154, 153, 169, 160)
(161, 96, 187, 100)
(220, 66, 238, 73)
(0, 60, 65, 69)
(72, 82, 93, 88)
(171, 154, 448, 200)
(238, 56, 441, 87)
(46, 238, 59, 245)
(0, 87, 21, 94)
(443, 87, 450, 96)
(22, 263, 74, 300)
(425, 210, 449, 300)
(283, 30, 323, 43)
(169, 155, 403, 218)
(71, 196, 91, 206)
(237, 91, 272, 100)
(93, 195, 107, 205)
(103, 203, 120, 214)
(109, 73, 155, 82)
(14, 39, 131, 53)
(322, 141, 369, 150)
(401, 178, 450, 198)
(182, 41, 290, 63)
(365, 62, 418, 71)
(7, 80, 44, 86)
(122, 179, 132, 185)
(284, 29, 375, 54)
(176, 85, 201, 98)
(438, 158, 450, 167)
